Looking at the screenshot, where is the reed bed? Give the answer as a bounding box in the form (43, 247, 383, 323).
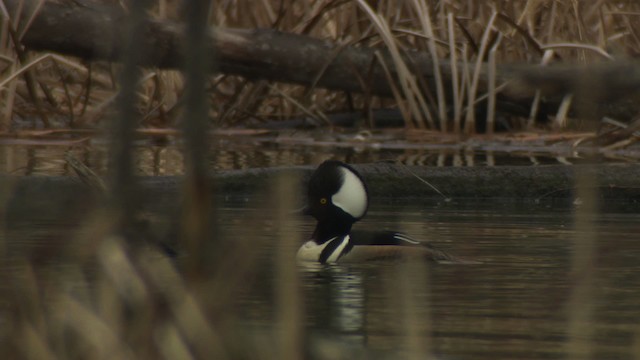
(1, 1, 640, 134)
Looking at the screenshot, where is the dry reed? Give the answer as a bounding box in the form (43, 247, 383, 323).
(1, 1, 639, 134)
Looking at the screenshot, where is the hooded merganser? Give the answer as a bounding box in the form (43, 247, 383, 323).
(297, 160, 459, 264)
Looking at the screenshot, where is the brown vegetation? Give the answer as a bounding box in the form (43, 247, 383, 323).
(3, 0, 640, 138)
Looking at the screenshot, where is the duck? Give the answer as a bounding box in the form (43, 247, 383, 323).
(297, 160, 460, 264)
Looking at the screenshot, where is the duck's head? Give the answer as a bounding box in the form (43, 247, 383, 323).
(304, 160, 369, 227)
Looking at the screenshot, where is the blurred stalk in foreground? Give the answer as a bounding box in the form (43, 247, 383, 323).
(274, 173, 303, 359)
(400, 223, 432, 359)
(566, 76, 601, 360)
(567, 168, 597, 360)
(107, 0, 150, 235)
(180, 0, 215, 278)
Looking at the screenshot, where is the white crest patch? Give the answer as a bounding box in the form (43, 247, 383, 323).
(332, 167, 368, 219)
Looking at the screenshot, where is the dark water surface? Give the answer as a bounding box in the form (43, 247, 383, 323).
(227, 199, 640, 359)
(3, 194, 640, 358)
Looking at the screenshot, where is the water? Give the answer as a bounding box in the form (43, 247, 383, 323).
(227, 199, 640, 359)
(2, 173, 640, 358)
(2, 197, 639, 358)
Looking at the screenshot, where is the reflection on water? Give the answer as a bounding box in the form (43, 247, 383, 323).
(0, 140, 624, 176)
(3, 196, 640, 359)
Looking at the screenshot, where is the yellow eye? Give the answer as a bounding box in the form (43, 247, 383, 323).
(320, 198, 327, 205)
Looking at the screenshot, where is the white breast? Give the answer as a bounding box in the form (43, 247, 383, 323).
(296, 240, 328, 262)
(296, 236, 351, 263)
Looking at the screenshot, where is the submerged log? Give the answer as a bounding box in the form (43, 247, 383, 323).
(6, 164, 640, 208)
(4, 0, 640, 121)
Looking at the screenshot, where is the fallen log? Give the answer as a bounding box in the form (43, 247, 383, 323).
(5, 164, 640, 213)
(4, 0, 640, 122)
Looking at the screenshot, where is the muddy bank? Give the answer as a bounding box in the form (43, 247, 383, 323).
(218, 163, 640, 200)
(4, 164, 640, 220)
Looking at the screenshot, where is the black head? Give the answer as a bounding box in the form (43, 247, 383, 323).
(305, 160, 369, 228)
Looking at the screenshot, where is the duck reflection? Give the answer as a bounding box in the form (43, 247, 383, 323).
(300, 265, 366, 339)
